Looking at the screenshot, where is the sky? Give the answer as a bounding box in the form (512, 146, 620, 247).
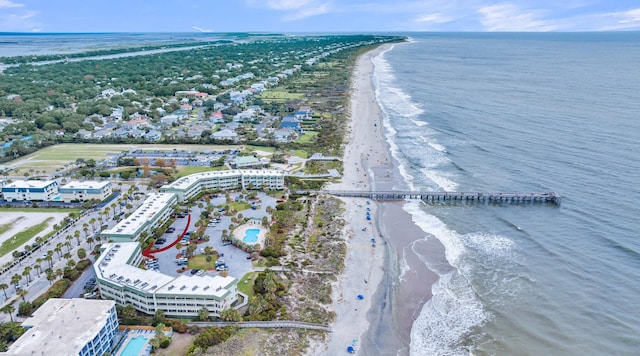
(1, 0, 639, 33)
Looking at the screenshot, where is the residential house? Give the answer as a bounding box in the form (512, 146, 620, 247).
(273, 128, 298, 142)
(144, 130, 162, 141)
(129, 129, 146, 138)
(280, 116, 302, 131)
(212, 129, 238, 142)
(93, 129, 113, 139)
(112, 128, 130, 139)
(187, 125, 207, 139)
(76, 129, 92, 139)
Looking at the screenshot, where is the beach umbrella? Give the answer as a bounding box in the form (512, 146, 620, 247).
(347, 346, 355, 353)
(357, 294, 364, 300)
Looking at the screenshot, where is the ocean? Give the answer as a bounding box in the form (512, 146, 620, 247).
(372, 33, 640, 355)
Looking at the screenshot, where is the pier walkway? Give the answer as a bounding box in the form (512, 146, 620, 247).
(298, 190, 561, 204)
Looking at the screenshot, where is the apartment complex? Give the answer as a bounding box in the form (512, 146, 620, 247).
(94, 243, 238, 318)
(2, 298, 118, 356)
(59, 180, 113, 202)
(99, 192, 177, 242)
(160, 169, 284, 201)
(1, 180, 59, 202)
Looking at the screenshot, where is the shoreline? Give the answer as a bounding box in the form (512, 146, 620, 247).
(320, 43, 439, 355)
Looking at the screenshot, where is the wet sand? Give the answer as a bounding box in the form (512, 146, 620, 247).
(321, 43, 439, 355)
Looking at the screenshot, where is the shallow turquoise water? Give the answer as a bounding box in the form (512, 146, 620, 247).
(121, 336, 147, 356)
(243, 228, 260, 243)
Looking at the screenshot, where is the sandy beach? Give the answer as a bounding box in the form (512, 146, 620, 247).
(315, 43, 440, 356)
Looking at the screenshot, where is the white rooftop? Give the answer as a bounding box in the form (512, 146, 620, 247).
(3, 180, 56, 189)
(96, 242, 173, 293)
(162, 169, 283, 191)
(102, 192, 175, 236)
(4, 298, 115, 356)
(96, 242, 235, 298)
(60, 180, 111, 190)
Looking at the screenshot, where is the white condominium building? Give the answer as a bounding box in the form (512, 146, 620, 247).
(99, 192, 177, 242)
(1, 180, 59, 201)
(3, 298, 119, 356)
(59, 180, 113, 202)
(161, 169, 284, 201)
(94, 243, 238, 318)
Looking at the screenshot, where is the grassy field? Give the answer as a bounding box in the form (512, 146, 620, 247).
(187, 253, 217, 270)
(258, 91, 305, 100)
(0, 217, 53, 257)
(0, 207, 81, 214)
(237, 272, 257, 299)
(176, 165, 227, 178)
(219, 202, 252, 212)
(5, 143, 256, 174)
(292, 149, 309, 159)
(295, 131, 318, 144)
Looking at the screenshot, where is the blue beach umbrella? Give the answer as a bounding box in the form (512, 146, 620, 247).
(347, 345, 355, 353)
(357, 294, 364, 300)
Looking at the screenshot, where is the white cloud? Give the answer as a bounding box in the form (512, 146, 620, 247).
(0, 0, 23, 8)
(266, 0, 315, 10)
(283, 2, 331, 21)
(478, 3, 557, 31)
(414, 13, 453, 24)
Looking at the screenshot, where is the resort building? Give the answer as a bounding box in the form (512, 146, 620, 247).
(1, 180, 59, 202)
(94, 243, 238, 318)
(2, 298, 118, 356)
(59, 180, 113, 202)
(231, 155, 265, 168)
(160, 169, 284, 202)
(99, 192, 177, 242)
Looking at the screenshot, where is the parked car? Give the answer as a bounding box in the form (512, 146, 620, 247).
(190, 269, 199, 275)
(196, 270, 205, 276)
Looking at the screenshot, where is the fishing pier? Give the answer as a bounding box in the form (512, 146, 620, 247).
(300, 190, 561, 205)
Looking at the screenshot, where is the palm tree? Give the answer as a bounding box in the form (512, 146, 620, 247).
(75, 230, 82, 245)
(55, 269, 63, 280)
(33, 263, 42, 278)
(45, 252, 54, 268)
(54, 244, 62, 259)
(64, 241, 72, 254)
(82, 223, 89, 237)
(86, 237, 94, 249)
(22, 266, 32, 284)
(46, 271, 55, 285)
(89, 218, 97, 231)
(10, 274, 22, 291)
(0, 283, 8, 300)
(1, 303, 15, 322)
(16, 288, 27, 303)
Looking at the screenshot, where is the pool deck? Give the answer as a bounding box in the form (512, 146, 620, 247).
(116, 328, 155, 356)
(233, 221, 266, 248)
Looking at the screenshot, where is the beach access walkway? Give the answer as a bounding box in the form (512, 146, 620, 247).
(188, 320, 331, 332)
(298, 190, 562, 204)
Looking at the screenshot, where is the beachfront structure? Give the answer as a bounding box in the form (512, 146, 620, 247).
(3, 298, 118, 356)
(1, 180, 59, 202)
(94, 243, 238, 318)
(231, 156, 265, 168)
(59, 180, 113, 202)
(160, 169, 284, 202)
(99, 192, 177, 242)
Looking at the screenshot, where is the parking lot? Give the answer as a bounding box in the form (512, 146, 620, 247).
(149, 192, 276, 280)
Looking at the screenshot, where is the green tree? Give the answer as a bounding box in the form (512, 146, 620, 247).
(219, 308, 242, 322)
(77, 248, 87, 260)
(0, 304, 15, 323)
(0, 284, 7, 300)
(198, 307, 209, 321)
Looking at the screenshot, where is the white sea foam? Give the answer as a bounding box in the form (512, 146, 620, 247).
(428, 141, 447, 153)
(421, 168, 458, 191)
(399, 248, 412, 282)
(372, 46, 456, 192)
(402, 202, 522, 355)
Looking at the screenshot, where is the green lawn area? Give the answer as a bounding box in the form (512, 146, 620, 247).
(259, 91, 305, 100)
(245, 145, 275, 154)
(176, 165, 227, 178)
(292, 150, 309, 159)
(295, 131, 318, 144)
(0, 218, 21, 236)
(0, 217, 53, 258)
(237, 272, 257, 299)
(6, 143, 246, 174)
(187, 253, 218, 270)
(219, 202, 252, 212)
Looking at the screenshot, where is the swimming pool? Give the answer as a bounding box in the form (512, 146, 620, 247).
(120, 336, 148, 356)
(243, 228, 260, 243)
